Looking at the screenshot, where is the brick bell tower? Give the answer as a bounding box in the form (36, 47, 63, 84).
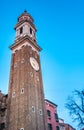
(7, 11, 47, 130)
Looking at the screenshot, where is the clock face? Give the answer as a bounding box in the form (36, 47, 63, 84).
(30, 57, 39, 71)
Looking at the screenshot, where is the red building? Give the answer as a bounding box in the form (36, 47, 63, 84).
(45, 99, 60, 130)
(65, 124, 76, 130)
(59, 118, 76, 130)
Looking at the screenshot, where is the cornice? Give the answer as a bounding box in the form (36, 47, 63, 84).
(9, 35, 42, 53)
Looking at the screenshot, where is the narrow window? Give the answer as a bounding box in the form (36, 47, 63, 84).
(48, 123, 52, 130)
(56, 126, 60, 130)
(20, 128, 24, 130)
(12, 92, 16, 97)
(47, 110, 51, 118)
(1, 108, 5, 117)
(55, 113, 59, 122)
(39, 109, 42, 115)
(32, 106, 35, 112)
(20, 27, 23, 34)
(30, 27, 32, 34)
(21, 88, 24, 94)
(1, 123, 5, 129)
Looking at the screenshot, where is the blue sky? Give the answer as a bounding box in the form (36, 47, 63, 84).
(0, 0, 84, 129)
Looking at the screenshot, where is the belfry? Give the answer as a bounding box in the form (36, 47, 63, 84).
(7, 11, 47, 130)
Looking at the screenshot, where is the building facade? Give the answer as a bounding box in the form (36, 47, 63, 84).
(6, 11, 47, 130)
(0, 91, 8, 130)
(45, 99, 59, 130)
(59, 118, 76, 130)
(65, 124, 76, 130)
(59, 118, 65, 130)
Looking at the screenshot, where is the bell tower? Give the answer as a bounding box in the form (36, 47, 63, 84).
(7, 11, 47, 130)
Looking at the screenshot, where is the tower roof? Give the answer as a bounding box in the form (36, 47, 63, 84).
(18, 10, 34, 23)
(14, 10, 36, 31)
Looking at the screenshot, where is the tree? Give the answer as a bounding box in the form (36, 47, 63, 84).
(66, 89, 84, 129)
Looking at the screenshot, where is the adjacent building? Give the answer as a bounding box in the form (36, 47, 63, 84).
(45, 99, 60, 130)
(0, 91, 8, 130)
(59, 118, 76, 130)
(59, 118, 65, 130)
(65, 124, 76, 130)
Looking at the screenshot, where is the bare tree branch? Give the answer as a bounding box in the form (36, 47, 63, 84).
(65, 89, 84, 129)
